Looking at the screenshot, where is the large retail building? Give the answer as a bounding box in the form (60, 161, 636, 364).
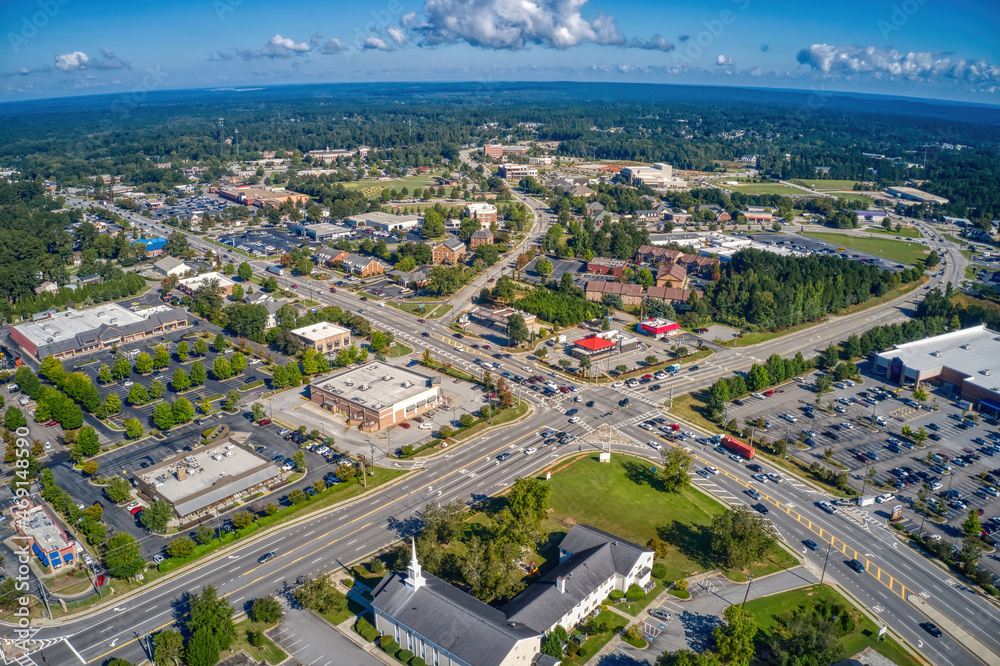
(875, 324, 1000, 414)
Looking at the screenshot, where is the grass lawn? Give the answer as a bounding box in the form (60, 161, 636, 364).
(387, 342, 413, 358)
(715, 320, 819, 348)
(542, 454, 795, 582)
(427, 303, 453, 319)
(729, 183, 805, 196)
(802, 232, 929, 267)
(952, 292, 1000, 314)
(616, 579, 667, 616)
(563, 610, 629, 665)
(965, 264, 987, 279)
(864, 226, 923, 239)
(389, 301, 439, 315)
(745, 584, 922, 666)
(232, 619, 287, 664)
(340, 174, 437, 194)
(665, 391, 723, 434)
(789, 179, 860, 190)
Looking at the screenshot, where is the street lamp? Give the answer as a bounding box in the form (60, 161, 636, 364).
(740, 574, 754, 607)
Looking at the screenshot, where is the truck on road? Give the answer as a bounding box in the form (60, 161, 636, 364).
(721, 435, 755, 460)
(667, 363, 682, 373)
(266, 265, 286, 276)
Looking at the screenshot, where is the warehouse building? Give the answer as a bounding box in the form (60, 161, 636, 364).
(309, 361, 441, 431)
(348, 211, 420, 232)
(11, 503, 77, 571)
(10, 303, 189, 361)
(874, 324, 1000, 414)
(289, 222, 353, 241)
(133, 437, 281, 523)
(885, 186, 949, 205)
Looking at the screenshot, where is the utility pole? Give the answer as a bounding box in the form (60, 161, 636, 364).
(740, 574, 754, 607)
(820, 546, 831, 585)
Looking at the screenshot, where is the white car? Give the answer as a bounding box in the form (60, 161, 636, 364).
(706, 466, 719, 475)
(647, 441, 663, 450)
(524, 447, 537, 455)
(612, 382, 624, 388)
(751, 392, 764, 399)
(123, 381, 134, 388)
(639, 423, 654, 431)
(418, 423, 432, 430)
(568, 416, 581, 424)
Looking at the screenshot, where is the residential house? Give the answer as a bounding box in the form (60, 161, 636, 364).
(584, 281, 643, 306)
(432, 238, 467, 265)
(34, 282, 58, 296)
(388, 268, 430, 289)
(342, 254, 387, 278)
(679, 255, 720, 276)
(646, 285, 698, 308)
(315, 247, 349, 267)
(632, 209, 661, 223)
(569, 185, 595, 198)
(153, 256, 192, 278)
(586, 201, 605, 216)
(244, 291, 273, 306)
(133, 237, 167, 257)
(469, 229, 494, 249)
(635, 245, 684, 265)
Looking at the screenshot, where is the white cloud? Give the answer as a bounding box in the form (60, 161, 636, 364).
(321, 37, 346, 54)
(363, 36, 393, 52)
(419, 0, 627, 49)
(401, 11, 419, 27)
(796, 44, 1000, 91)
(55, 51, 89, 71)
(387, 25, 409, 47)
(239, 34, 314, 59)
(715, 55, 734, 66)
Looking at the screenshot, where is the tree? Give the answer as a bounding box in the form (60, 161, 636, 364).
(291, 575, 348, 615)
(172, 368, 191, 391)
(713, 605, 758, 666)
(187, 584, 236, 653)
(152, 629, 184, 666)
(167, 537, 196, 558)
(173, 397, 195, 423)
(293, 449, 306, 471)
(194, 339, 209, 356)
(659, 448, 692, 492)
(224, 390, 240, 411)
(707, 379, 731, 419)
(190, 361, 207, 386)
(746, 364, 770, 392)
(213, 332, 229, 353)
(127, 383, 150, 405)
(185, 629, 220, 666)
(507, 314, 529, 346)
(230, 351, 247, 375)
(814, 374, 833, 394)
(112, 356, 132, 381)
(4, 407, 26, 431)
(124, 417, 143, 439)
(152, 402, 175, 430)
(141, 499, 173, 533)
(251, 596, 284, 624)
(134, 351, 154, 374)
(176, 340, 190, 362)
(541, 632, 562, 658)
(505, 476, 551, 526)
(961, 509, 984, 568)
(238, 262, 253, 281)
(821, 345, 839, 369)
(251, 402, 267, 422)
(925, 250, 940, 268)
(103, 392, 122, 415)
(213, 356, 233, 380)
(637, 267, 655, 288)
(709, 506, 777, 570)
(98, 363, 113, 384)
(105, 477, 132, 504)
(75, 426, 100, 458)
(103, 532, 144, 579)
(153, 345, 171, 370)
(535, 258, 553, 277)
(913, 385, 928, 402)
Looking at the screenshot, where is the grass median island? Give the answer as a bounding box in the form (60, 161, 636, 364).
(744, 584, 922, 666)
(231, 618, 287, 664)
(802, 232, 929, 267)
(865, 226, 923, 239)
(542, 454, 795, 583)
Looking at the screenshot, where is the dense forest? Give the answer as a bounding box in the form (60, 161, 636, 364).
(2, 82, 998, 219)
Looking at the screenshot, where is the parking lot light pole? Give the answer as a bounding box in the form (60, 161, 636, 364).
(740, 574, 754, 608)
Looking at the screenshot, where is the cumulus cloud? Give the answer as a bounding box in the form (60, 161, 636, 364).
(715, 55, 735, 66)
(321, 37, 346, 54)
(631, 34, 674, 52)
(94, 49, 130, 69)
(796, 44, 1000, 91)
(387, 25, 409, 47)
(419, 0, 628, 49)
(363, 36, 393, 51)
(238, 34, 314, 59)
(55, 51, 89, 71)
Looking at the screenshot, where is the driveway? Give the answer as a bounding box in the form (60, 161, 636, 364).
(268, 604, 383, 666)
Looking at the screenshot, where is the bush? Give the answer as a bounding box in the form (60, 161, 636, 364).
(625, 584, 644, 602)
(398, 649, 414, 662)
(355, 615, 379, 642)
(674, 578, 689, 592)
(609, 590, 624, 601)
(377, 635, 394, 650)
(411, 658, 426, 666)
(651, 563, 668, 580)
(382, 640, 399, 655)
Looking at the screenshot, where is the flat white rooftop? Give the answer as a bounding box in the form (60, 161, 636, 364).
(291, 322, 350, 342)
(15, 303, 146, 347)
(312, 361, 438, 410)
(878, 324, 1000, 390)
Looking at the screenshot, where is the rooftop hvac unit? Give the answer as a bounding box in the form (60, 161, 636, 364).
(382, 375, 393, 381)
(986, 370, 993, 376)
(932, 351, 942, 357)
(963, 344, 973, 350)
(359, 384, 370, 390)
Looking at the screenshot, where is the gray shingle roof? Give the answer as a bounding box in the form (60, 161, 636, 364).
(440, 237, 465, 252)
(371, 571, 540, 666)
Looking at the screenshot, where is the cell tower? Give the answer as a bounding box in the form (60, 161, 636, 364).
(218, 118, 224, 157)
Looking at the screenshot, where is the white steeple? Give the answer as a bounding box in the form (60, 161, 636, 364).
(405, 536, 426, 589)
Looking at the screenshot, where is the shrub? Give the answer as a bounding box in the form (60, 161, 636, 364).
(355, 615, 379, 642)
(625, 583, 644, 601)
(382, 640, 399, 655)
(377, 635, 394, 650)
(651, 563, 668, 579)
(609, 590, 624, 601)
(674, 578, 689, 592)
(411, 659, 426, 666)
(398, 649, 414, 662)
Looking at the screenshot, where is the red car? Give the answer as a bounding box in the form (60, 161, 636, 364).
(130, 506, 143, 515)
(764, 390, 776, 397)
(290, 284, 298, 289)
(329, 287, 337, 293)
(259, 418, 272, 425)
(45, 420, 59, 427)
(668, 423, 680, 430)
(642, 374, 653, 380)
(418, 319, 426, 323)
(96, 575, 106, 586)
(399, 422, 410, 429)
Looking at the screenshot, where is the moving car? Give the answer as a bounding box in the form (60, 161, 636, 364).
(804, 540, 819, 551)
(258, 552, 276, 564)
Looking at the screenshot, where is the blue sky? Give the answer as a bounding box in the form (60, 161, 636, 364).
(2, 0, 998, 104)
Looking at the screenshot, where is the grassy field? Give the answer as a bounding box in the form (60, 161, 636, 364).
(729, 183, 807, 195)
(789, 179, 860, 190)
(802, 232, 929, 267)
(340, 174, 437, 195)
(745, 584, 922, 666)
(716, 320, 819, 348)
(231, 620, 287, 664)
(864, 226, 923, 239)
(667, 391, 723, 434)
(543, 454, 796, 581)
(387, 342, 413, 358)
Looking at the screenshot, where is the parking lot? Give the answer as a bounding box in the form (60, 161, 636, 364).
(216, 228, 309, 257)
(724, 366, 1000, 582)
(150, 193, 245, 223)
(757, 232, 906, 272)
